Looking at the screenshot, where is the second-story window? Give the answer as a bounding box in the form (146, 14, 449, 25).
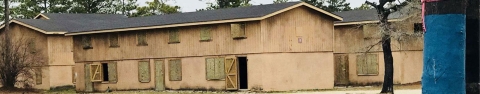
(82, 35, 92, 49)
(137, 31, 148, 46)
(231, 23, 246, 39)
(169, 29, 180, 43)
(200, 26, 212, 41)
(109, 33, 119, 47)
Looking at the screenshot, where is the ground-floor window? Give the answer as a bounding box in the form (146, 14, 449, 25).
(205, 57, 225, 80)
(356, 54, 379, 75)
(138, 60, 151, 83)
(169, 59, 182, 81)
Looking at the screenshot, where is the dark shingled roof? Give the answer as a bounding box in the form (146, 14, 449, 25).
(14, 2, 339, 34)
(39, 13, 128, 20)
(333, 9, 403, 23)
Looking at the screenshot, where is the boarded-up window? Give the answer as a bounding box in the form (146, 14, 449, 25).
(363, 24, 378, 39)
(200, 26, 212, 41)
(137, 31, 148, 46)
(356, 54, 379, 75)
(90, 64, 102, 82)
(138, 61, 151, 83)
(27, 39, 36, 53)
(231, 23, 246, 39)
(109, 33, 119, 47)
(82, 35, 92, 49)
(107, 63, 118, 82)
(206, 58, 226, 80)
(169, 59, 182, 81)
(169, 29, 180, 43)
(35, 68, 42, 85)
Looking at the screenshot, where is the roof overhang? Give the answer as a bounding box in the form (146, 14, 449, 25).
(334, 18, 407, 26)
(33, 14, 50, 19)
(334, 13, 417, 26)
(65, 2, 343, 36)
(0, 20, 65, 34)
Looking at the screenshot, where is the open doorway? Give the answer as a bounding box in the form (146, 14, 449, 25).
(238, 57, 248, 89)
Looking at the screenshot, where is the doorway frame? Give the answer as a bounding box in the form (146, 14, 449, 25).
(237, 56, 248, 90)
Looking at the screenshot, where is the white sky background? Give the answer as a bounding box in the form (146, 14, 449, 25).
(136, 0, 379, 12)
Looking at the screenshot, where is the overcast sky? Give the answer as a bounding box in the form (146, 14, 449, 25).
(136, 0, 378, 12)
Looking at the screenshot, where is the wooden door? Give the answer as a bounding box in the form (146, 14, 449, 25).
(334, 54, 349, 85)
(84, 64, 93, 92)
(155, 60, 165, 91)
(225, 58, 238, 90)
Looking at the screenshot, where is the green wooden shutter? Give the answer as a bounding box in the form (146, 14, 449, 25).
(367, 54, 379, 75)
(169, 29, 180, 43)
(138, 61, 151, 82)
(231, 23, 246, 39)
(215, 57, 225, 79)
(201, 26, 212, 41)
(206, 58, 216, 80)
(356, 54, 366, 75)
(108, 62, 118, 82)
(109, 33, 119, 47)
(169, 59, 182, 81)
(137, 32, 148, 46)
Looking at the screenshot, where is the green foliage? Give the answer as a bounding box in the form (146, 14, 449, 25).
(301, 0, 352, 12)
(70, 0, 116, 13)
(324, 0, 351, 12)
(102, 0, 139, 16)
(273, 0, 290, 4)
(132, 0, 180, 17)
(116, 0, 138, 16)
(11, 0, 72, 19)
(301, 0, 325, 9)
(199, 0, 251, 11)
(354, 3, 373, 10)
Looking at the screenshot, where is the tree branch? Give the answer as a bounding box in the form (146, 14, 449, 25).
(365, 1, 378, 9)
(386, 0, 411, 13)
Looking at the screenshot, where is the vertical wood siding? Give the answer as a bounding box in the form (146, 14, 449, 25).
(73, 6, 335, 62)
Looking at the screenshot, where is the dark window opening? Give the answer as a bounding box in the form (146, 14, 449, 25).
(238, 57, 248, 89)
(102, 63, 109, 81)
(414, 23, 423, 33)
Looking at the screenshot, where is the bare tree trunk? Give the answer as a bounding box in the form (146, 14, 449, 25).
(1, 0, 12, 89)
(379, 12, 394, 94)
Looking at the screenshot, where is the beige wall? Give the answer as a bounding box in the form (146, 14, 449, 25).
(75, 52, 334, 91)
(344, 51, 422, 85)
(248, 52, 334, 91)
(333, 16, 424, 85)
(1, 24, 75, 89)
(73, 6, 336, 91)
(261, 6, 334, 53)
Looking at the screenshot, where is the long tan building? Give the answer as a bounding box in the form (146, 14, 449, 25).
(0, 13, 127, 90)
(33, 2, 342, 92)
(333, 9, 424, 85)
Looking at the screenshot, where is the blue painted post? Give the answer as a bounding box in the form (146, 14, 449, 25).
(422, 0, 467, 94)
